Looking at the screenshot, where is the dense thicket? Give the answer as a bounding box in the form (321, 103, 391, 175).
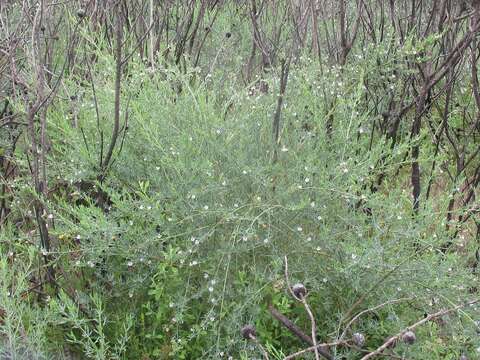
(0, 1, 479, 359)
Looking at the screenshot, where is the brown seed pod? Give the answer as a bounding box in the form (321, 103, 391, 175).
(292, 283, 307, 299)
(402, 330, 416, 345)
(241, 325, 256, 340)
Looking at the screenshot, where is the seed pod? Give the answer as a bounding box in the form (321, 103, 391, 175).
(402, 330, 416, 345)
(352, 332, 365, 347)
(292, 283, 307, 299)
(241, 325, 256, 340)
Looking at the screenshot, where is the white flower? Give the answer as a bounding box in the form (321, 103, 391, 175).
(208, 287, 214, 292)
(263, 238, 269, 244)
(297, 226, 303, 232)
(127, 261, 133, 267)
(304, 178, 310, 183)
(47, 214, 54, 219)
(204, 205, 209, 210)
(281, 146, 288, 152)
(310, 201, 315, 207)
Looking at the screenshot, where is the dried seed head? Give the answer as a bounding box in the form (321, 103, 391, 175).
(225, 32, 232, 38)
(402, 330, 416, 345)
(77, 9, 86, 18)
(352, 332, 365, 347)
(241, 325, 256, 340)
(292, 283, 307, 299)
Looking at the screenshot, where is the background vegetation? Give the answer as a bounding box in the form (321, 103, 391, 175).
(0, 0, 479, 359)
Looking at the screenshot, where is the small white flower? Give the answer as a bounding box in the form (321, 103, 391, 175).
(47, 214, 54, 219)
(263, 238, 269, 244)
(234, 203, 239, 208)
(204, 205, 209, 210)
(304, 178, 310, 183)
(87, 260, 94, 268)
(208, 287, 214, 292)
(256, 196, 261, 201)
(281, 146, 288, 152)
(169, 302, 174, 308)
(204, 273, 209, 279)
(306, 236, 312, 242)
(242, 170, 247, 175)
(351, 254, 357, 260)
(297, 226, 303, 232)
(317, 215, 322, 221)
(310, 201, 315, 207)
(127, 261, 133, 267)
